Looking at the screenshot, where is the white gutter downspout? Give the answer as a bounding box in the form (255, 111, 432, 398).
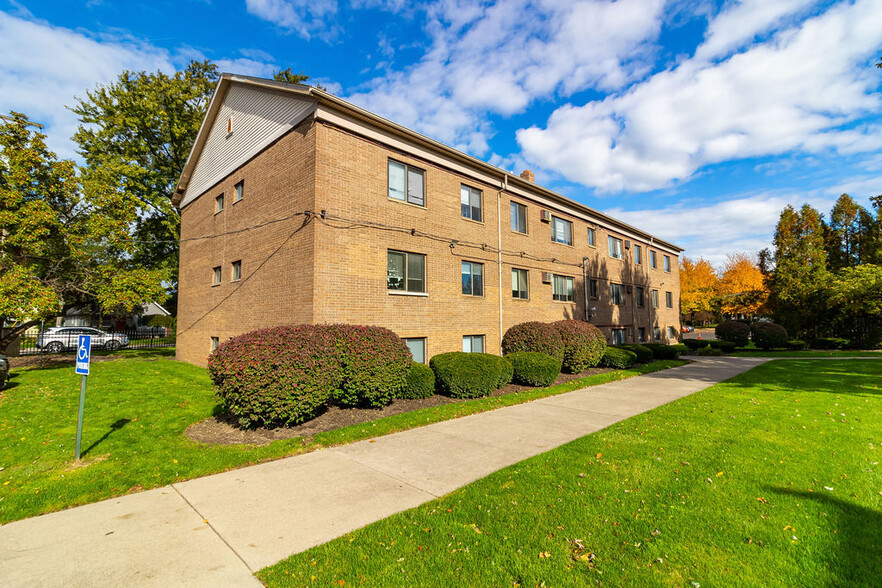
(583, 257, 590, 322)
(497, 175, 507, 354)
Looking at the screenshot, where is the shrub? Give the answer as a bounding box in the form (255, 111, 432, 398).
(643, 343, 686, 360)
(400, 362, 435, 399)
(502, 322, 564, 361)
(331, 324, 411, 408)
(715, 321, 750, 347)
(208, 325, 343, 429)
(786, 339, 809, 351)
(506, 352, 562, 387)
(693, 345, 723, 356)
(810, 337, 850, 350)
(614, 344, 653, 363)
(683, 339, 736, 353)
(552, 320, 607, 372)
(430, 352, 512, 399)
(750, 322, 788, 350)
(601, 347, 637, 369)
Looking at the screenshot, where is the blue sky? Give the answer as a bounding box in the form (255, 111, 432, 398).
(3, 0, 882, 266)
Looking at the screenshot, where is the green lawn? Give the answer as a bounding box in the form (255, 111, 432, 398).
(0, 352, 682, 524)
(260, 359, 882, 587)
(729, 349, 882, 358)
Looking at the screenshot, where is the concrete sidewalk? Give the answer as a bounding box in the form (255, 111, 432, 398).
(0, 356, 768, 587)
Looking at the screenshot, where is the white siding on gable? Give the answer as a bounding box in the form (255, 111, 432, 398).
(181, 84, 315, 208)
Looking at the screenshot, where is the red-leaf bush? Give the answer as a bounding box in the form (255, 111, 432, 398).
(208, 324, 410, 428)
(553, 320, 607, 372)
(501, 321, 564, 360)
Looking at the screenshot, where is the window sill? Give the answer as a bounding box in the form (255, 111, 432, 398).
(608, 256, 625, 262)
(388, 290, 428, 297)
(461, 216, 485, 226)
(231, 279, 241, 283)
(551, 240, 575, 248)
(511, 229, 529, 237)
(388, 197, 427, 210)
(512, 296, 530, 301)
(214, 210, 223, 216)
(552, 299, 576, 304)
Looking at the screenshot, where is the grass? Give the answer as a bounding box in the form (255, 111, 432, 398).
(0, 350, 683, 524)
(729, 349, 882, 358)
(260, 359, 882, 587)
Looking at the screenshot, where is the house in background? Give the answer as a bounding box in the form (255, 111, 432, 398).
(58, 301, 171, 331)
(173, 74, 682, 367)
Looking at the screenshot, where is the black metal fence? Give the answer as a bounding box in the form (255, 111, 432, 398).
(17, 327, 176, 356)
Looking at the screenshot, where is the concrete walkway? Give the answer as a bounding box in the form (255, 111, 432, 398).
(0, 356, 768, 587)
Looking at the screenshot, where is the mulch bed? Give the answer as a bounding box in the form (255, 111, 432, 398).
(186, 367, 612, 446)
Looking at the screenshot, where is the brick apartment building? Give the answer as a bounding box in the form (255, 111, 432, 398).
(173, 74, 682, 366)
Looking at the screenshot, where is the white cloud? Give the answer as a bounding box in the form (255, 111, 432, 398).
(244, 0, 338, 39)
(213, 57, 277, 77)
(518, 0, 882, 193)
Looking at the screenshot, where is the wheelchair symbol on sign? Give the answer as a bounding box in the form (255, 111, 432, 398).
(78, 343, 89, 360)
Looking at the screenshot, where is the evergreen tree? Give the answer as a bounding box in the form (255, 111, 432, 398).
(827, 193, 873, 269)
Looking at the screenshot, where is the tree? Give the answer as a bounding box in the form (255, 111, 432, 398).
(679, 257, 718, 323)
(0, 113, 167, 349)
(717, 253, 768, 318)
(273, 68, 310, 85)
(70, 60, 220, 282)
(826, 193, 875, 270)
(828, 264, 882, 347)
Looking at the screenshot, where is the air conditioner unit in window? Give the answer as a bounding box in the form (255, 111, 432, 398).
(541, 272, 553, 283)
(540, 210, 552, 222)
(625, 240, 631, 249)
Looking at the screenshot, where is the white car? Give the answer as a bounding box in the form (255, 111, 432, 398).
(36, 327, 129, 353)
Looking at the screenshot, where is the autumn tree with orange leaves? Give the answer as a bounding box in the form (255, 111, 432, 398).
(717, 253, 768, 318)
(679, 257, 718, 323)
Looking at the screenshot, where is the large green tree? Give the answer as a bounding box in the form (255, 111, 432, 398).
(828, 264, 882, 346)
(70, 60, 220, 283)
(826, 193, 876, 270)
(0, 113, 167, 348)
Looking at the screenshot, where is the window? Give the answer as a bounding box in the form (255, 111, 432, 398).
(650, 250, 657, 269)
(587, 227, 596, 247)
(461, 261, 484, 296)
(553, 275, 574, 302)
(611, 328, 626, 345)
(551, 216, 573, 245)
(234, 181, 244, 203)
(215, 193, 224, 213)
(512, 268, 529, 299)
(608, 236, 624, 259)
(405, 338, 426, 364)
(667, 326, 677, 339)
(210, 337, 219, 352)
(462, 335, 485, 353)
(388, 160, 425, 206)
(589, 278, 598, 299)
(636, 286, 645, 308)
(665, 291, 673, 309)
(212, 266, 221, 286)
(651, 289, 659, 308)
(653, 326, 661, 341)
(461, 185, 482, 222)
(511, 201, 527, 233)
(231, 260, 242, 281)
(663, 255, 671, 273)
(633, 244, 642, 265)
(609, 283, 625, 306)
(638, 327, 646, 342)
(387, 250, 426, 293)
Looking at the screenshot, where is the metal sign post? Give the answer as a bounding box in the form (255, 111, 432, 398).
(75, 335, 92, 460)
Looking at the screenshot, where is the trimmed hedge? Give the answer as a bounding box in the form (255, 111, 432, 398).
(601, 347, 637, 369)
(553, 320, 607, 372)
(208, 324, 410, 428)
(430, 352, 513, 399)
(507, 352, 562, 387)
(750, 321, 788, 350)
(614, 344, 653, 363)
(643, 343, 687, 360)
(502, 322, 564, 361)
(810, 337, 850, 349)
(683, 339, 737, 353)
(400, 362, 435, 399)
(716, 321, 750, 347)
(787, 339, 809, 351)
(692, 344, 723, 356)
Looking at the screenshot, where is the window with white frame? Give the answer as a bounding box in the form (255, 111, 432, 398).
(611, 328, 626, 345)
(634, 244, 642, 265)
(511, 201, 527, 233)
(215, 193, 224, 213)
(553, 275, 574, 302)
(665, 291, 673, 308)
(653, 326, 661, 341)
(210, 337, 219, 352)
(609, 283, 625, 305)
(663, 255, 671, 272)
(587, 227, 596, 247)
(650, 250, 657, 269)
(212, 266, 221, 286)
(234, 180, 244, 203)
(405, 338, 427, 363)
(461, 261, 484, 296)
(608, 236, 624, 259)
(231, 260, 242, 281)
(636, 286, 645, 308)
(551, 216, 573, 245)
(387, 250, 426, 293)
(461, 185, 482, 222)
(512, 268, 528, 299)
(667, 326, 677, 339)
(388, 160, 425, 207)
(651, 289, 659, 308)
(462, 335, 485, 353)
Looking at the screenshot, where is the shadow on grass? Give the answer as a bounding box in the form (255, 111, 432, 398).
(767, 486, 882, 584)
(731, 360, 882, 397)
(81, 418, 131, 457)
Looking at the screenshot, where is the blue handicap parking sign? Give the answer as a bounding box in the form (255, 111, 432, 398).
(75, 335, 92, 376)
